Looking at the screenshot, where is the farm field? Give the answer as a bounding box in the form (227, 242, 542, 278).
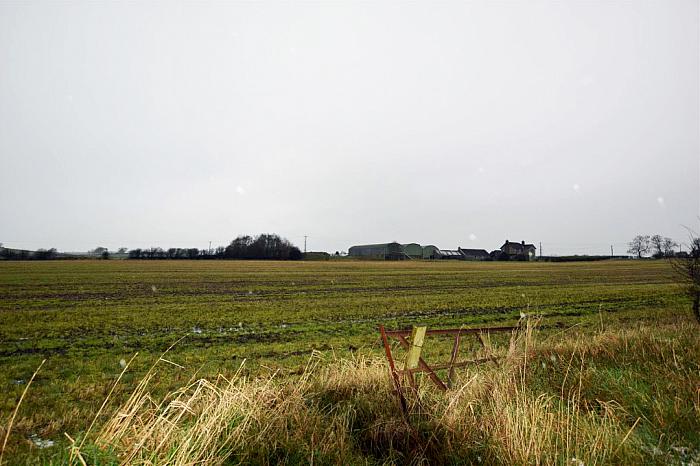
(0, 259, 696, 464)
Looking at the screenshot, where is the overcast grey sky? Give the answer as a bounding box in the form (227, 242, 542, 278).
(1, 1, 698, 255)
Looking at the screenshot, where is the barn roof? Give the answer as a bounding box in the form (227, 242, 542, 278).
(349, 242, 399, 249)
(459, 248, 490, 256)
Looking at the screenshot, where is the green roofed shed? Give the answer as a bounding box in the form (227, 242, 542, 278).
(348, 242, 404, 260)
(422, 245, 440, 259)
(401, 243, 423, 259)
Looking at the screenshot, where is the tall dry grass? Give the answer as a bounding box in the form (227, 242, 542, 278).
(62, 317, 686, 465)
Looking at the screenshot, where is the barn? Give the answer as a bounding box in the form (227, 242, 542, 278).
(348, 242, 405, 260)
(402, 243, 423, 259)
(437, 249, 463, 260)
(422, 245, 440, 259)
(458, 248, 490, 260)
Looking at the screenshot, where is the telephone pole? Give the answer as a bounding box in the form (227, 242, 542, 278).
(304, 236, 307, 254)
(539, 242, 542, 259)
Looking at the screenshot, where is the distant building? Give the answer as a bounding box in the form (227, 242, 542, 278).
(304, 251, 331, 260)
(348, 242, 405, 260)
(437, 249, 463, 259)
(401, 243, 423, 259)
(500, 240, 536, 261)
(422, 245, 440, 259)
(458, 248, 490, 260)
(347, 240, 537, 261)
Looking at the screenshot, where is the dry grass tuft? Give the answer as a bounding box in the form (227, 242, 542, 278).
(61, 316, 700, 465)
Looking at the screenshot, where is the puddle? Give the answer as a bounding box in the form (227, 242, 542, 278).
(29, 434, 54, 449)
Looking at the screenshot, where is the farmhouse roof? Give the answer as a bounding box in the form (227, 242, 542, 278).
(500, 240, 536, 251)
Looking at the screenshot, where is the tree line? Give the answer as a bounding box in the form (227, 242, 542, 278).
(127, 234, 303, 260)
(0, 234, 303, 261)
(627, 235, 682, 259)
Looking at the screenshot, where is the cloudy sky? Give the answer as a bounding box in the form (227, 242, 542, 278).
(1, 1, 698, 255)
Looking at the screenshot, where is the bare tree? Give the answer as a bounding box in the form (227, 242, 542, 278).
(651, 235, 677, 258)
(662, 237, 678, 257)
(627, 235, 650, 258)
(670, 234, 700, 324)
(650, 235, 664, 257)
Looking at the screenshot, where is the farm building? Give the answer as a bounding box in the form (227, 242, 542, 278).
(499, 240, 537, 261)
(437, 249, 463, 260)
(402, 243, 423, 259)
(348, 240, 538, 261)
(348, 242, 405, 260)
(458, 248, 490, 260)
(422, 245, 440, 259)
(304, 251, 331, 261)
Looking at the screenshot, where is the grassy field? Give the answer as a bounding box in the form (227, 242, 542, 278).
(0, 259, 697, 464)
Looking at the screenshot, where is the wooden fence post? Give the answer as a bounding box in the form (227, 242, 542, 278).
(404, 326, 427, 390)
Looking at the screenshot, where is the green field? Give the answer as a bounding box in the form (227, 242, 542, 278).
(0, 259, 695, 463)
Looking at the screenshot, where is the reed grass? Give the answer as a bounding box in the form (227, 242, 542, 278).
(65, 317, 699, 465)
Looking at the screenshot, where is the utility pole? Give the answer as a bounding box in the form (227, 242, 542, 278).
(304, 236, 307, 254)
(209, 241, 212, 255)
(539, 242, 542, 259)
